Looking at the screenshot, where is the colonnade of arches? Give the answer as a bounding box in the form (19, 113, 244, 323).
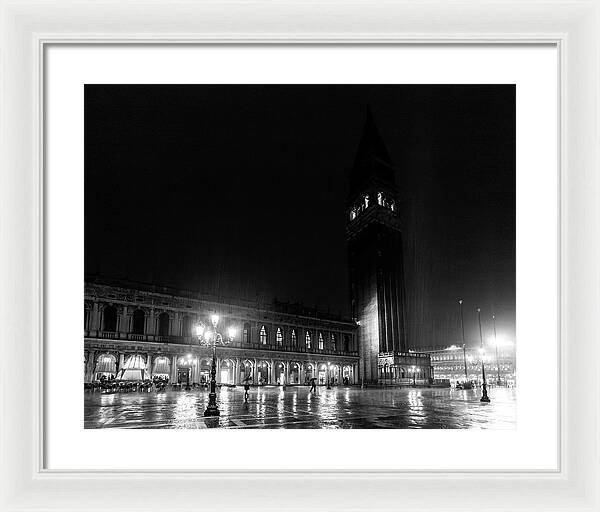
(378, 363, 431, 384)
(85, 350, 358, 386)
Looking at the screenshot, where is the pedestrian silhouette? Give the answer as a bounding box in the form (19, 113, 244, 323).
(310, 377, 317, 394)
(243, 375, 252, 402)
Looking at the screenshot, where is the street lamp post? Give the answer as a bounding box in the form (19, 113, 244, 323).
(195, 314, 234, 417)
(459, 299, 468, 382)
(477, 308, 491, 402)
(493, 314, 501, 386)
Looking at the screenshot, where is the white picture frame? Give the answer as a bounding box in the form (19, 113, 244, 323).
(1, 1, 598, 511)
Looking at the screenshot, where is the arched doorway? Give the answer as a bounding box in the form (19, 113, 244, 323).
(94, 353, 116, 380)
(304, 364, 314, 384)
(257, 361, 269, 385)
(274, 362, 286, 385)
(177, 355, 196, 387)
(240, 360, 253, 384)
(330, 364, 340, 386)
(318, 364, 327, 385)
(199, 358, 212, 386)
(289, 362, 300, 384)
(220, 359, 234, 385)
(116, 354, 149, 381)
(343, 365, 352, 385)
(152, 356, 171, 383)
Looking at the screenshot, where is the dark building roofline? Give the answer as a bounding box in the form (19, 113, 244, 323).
(85, 274, 355, 325)
(349, 105, 397, 195)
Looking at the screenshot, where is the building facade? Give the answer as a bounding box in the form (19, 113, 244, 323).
(423, 345, 516, 387)
(84, 280, 360, 386)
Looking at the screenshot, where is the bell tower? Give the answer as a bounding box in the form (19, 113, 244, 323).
(347, 107, 408, 383)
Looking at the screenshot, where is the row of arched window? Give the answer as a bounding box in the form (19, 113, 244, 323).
(244, 323, 350, 352)
(86, 305, 177, 337)
(86, 305, 353, 353)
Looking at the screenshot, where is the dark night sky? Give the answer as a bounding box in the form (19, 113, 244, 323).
(85, 85, 515, 349)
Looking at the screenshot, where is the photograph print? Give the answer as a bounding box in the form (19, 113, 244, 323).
(84, 84, 516, 429)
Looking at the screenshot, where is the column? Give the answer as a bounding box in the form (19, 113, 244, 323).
(252, 358, 257, 384)
(284, 361, 290, 385)
(147, 310, 156, 335)
(170, 311, 180, 336)
(146, 352, 153, 379)
(91, 302, 101, 330)
(118, 352, 125, 373)
(270, 359, 274, 384)
(171, 355, 178, 383)
(119, 306, 129, 333)
(234, 358, 240, 384)
(85, 349, 96, 382)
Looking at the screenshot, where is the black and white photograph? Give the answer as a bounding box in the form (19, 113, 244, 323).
(83, 84, 516, 429)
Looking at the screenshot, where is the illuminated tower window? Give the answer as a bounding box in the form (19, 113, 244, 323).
(291, 329, 297, 346)
(276, 327, 283, 346)
(305, 330, 312, 349)
(330, 333, 337, 351)
(259, 325, 267, 345)
(318, 332, 324, 350)
(243, 322, 251, 343)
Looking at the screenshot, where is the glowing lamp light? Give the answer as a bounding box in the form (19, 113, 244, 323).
(204, 330, 213, 341)
(227, 327, 236, 339)
(195, 324, 205, 337)
(210, 314, 219, 327)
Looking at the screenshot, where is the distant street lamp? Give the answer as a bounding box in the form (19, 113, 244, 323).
(458, 299, 468, 382)
(195, 314, 234, 417)
(492, 314, 501, 386)
(477, 308, 491, 402)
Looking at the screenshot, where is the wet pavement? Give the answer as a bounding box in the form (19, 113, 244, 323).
(84, 385, 516, 429)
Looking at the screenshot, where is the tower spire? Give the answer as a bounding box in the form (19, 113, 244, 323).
(350, 106, 396, 194)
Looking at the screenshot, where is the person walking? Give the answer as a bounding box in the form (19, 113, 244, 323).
(243, 376, 252, 402)
(310, 377, 317, 394)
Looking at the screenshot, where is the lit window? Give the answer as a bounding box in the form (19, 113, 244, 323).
(377, 191, 383, 205)
(291, 329, 297, 346)
(330, 333, 337, 351)
(260, 325, 267, 345)
(276, 327, 283, 346)
(364, 195, 370, 207)
(318, 332, 324, 350)
(305, 330, 312, 349)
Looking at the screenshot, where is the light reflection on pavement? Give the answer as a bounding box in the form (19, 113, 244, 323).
(84, 386, 516, 429)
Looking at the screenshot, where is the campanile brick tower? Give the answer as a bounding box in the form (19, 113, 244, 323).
(347, 107, 408, 383)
